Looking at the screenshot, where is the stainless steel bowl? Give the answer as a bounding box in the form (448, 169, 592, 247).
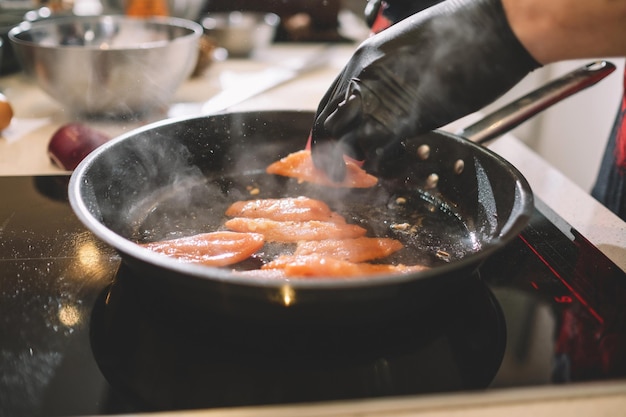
(9, 15, 202, 117)
(201, 11, 279, 57)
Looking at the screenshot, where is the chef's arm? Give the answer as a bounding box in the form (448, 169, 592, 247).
(310, 0, 626, 180)
(373, 0, 626, 63)
(502, 0, 626, 64)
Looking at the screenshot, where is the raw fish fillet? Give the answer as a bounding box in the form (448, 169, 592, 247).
(224, 217, 367, 242)
(262, 254, 428, 278)
(140, 231, 265, 267)
(266, 149, 378, 188)
(295, 237, 404, 263)
(225, 196, 345, 223)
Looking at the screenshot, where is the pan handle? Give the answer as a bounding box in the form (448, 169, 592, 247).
(456, 60, 616, 145)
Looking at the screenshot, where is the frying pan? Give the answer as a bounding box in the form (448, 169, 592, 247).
(69, 61, 614, 325)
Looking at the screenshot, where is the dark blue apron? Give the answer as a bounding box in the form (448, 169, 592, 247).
(592, 68, 626, 221)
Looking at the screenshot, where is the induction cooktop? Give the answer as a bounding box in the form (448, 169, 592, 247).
(1, 175, 625, 416)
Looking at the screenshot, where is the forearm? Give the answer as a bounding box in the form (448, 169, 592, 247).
(502, 0, 626, 64)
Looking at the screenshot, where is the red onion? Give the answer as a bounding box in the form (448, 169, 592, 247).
(48, 123, 110, 170)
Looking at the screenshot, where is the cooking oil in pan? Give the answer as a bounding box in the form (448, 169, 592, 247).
(128, 171, 478, 272)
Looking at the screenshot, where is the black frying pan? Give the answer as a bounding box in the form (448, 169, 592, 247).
(68, 61, 614, 325)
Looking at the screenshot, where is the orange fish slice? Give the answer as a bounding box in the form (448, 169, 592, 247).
(262, 254, 428, 278)
(225, 196, 345, 223)
(140, 231, 265, 267)
(266, 149, 378, 188)
(224, 217, 367, 242)
(295, 237, 404, 263)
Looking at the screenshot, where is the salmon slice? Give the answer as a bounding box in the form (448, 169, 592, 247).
(295, 237, 404, 263)
(266, 149, 378, 188)
(262, 254, 428, 278)
(225, 196, 345, 223)
(224, 217, 367, 242)
(140, 231, 265, 267)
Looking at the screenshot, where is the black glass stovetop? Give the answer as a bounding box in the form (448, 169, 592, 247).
(1, 175, 625, 417)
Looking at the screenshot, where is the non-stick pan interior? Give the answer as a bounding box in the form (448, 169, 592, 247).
(71, 110, 533, 284)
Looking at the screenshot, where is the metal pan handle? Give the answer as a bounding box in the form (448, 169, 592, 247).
(456, 60, 616, 145)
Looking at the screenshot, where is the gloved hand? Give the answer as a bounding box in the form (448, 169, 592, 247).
(310, 0, 540, 181)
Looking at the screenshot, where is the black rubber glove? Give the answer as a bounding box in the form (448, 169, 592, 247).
(311, 0, 540, 181)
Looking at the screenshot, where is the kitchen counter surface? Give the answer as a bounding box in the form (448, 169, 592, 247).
(1, 43, 625, 416)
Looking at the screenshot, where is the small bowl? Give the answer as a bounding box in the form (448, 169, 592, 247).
(201, 11, 279, 58)
(9, 15, 202, 117)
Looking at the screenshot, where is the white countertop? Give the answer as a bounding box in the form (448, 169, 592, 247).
(1, 43, 625, 416)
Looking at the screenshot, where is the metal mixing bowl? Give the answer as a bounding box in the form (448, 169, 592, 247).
(201, 11, 279, 57)
(8, 15, 202, 117)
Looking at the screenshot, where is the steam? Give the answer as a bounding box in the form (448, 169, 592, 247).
(86, 112, 490, 271)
